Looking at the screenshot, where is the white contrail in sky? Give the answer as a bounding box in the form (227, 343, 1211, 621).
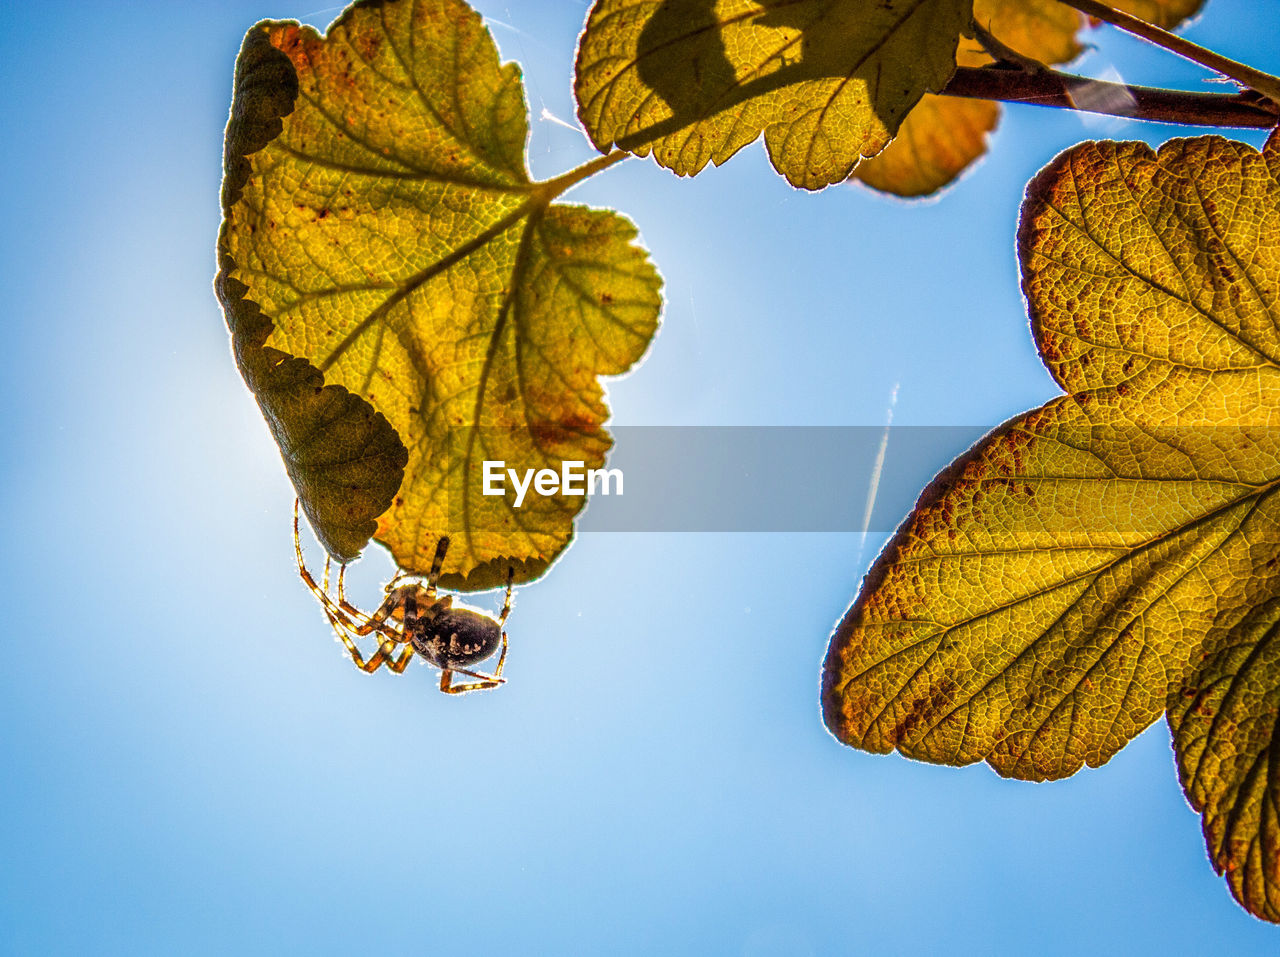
(857, 382, 900, 570)
(540, 107, 584, 133)
(539, 107, 594, 146)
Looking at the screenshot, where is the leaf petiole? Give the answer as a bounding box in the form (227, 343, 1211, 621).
(534, 149, 630, 204)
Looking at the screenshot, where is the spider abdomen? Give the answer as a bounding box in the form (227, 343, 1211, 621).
(408, 607, 503, 669)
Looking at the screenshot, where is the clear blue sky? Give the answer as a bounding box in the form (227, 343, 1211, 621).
(2, 1, 1277, 953)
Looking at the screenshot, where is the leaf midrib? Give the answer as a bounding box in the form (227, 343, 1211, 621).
(314, 198, 536, 374)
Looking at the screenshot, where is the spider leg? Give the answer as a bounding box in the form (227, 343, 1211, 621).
(294, 500, 339, 612)
(437, 630, 508, 694)
(315, 539, 430, 647)
(424, 536, 450, 601)
(313, 583, 417, 674)
(318, 602, 412, 674)
(498, 566, 514, 627)
(383, 643, 416, 673)
(333, 565, 406, 639)
(360, 636, 416, 674)
(293, 500, 404, 641)
(381, 568, 422, 591)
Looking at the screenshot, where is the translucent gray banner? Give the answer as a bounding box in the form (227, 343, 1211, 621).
(453, 426, 991, 532)
(444, 424, 1280, 533)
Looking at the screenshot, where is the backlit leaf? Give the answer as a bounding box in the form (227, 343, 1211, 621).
(1107, 0, 1207, 29)
(573, 0, 972, 190)
(975, 0, 1089, 65)
(822, 133, 1280, 919)
(853, 0, 1207, 197)
(218, 0, 662, 589)
(1169, 595, 1280, 922)
(850, 36, 998, 198)
(979, 0, 1207, 66)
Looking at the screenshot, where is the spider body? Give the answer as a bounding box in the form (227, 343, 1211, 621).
(293, 501, 513, 694)
(391, 588, 505, 671)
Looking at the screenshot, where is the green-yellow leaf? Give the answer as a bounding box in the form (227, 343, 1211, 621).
(574, 0, 973, 190)
(218, 0, 662, 589)
(822, 133, 1280, 919)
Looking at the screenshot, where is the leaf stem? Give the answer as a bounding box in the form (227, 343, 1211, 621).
(536, 150, 630, 202)
(1057, 0, 1280, 105)
(940, 64, 1279, 128)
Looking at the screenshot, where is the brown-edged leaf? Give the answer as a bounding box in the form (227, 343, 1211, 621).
(824, 132, 1280, 918)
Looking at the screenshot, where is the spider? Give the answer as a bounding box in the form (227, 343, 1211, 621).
(292, 500, 512, 694)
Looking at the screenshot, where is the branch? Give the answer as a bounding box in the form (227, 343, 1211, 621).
(940, 65, 1279, 129)
(1058, 0, 1280, 106)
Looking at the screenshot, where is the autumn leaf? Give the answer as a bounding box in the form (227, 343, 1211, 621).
(1170, 595, 1280, 922)
(1107, 0, 1208, 29)
(822, 133, 1280, 920)
(573, 0, 972, 190)
(217, 0, 662, 590)
(853, 0, 1207, 197)
(849, 35, 998, 198)
(976, 0, 1093, 65)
